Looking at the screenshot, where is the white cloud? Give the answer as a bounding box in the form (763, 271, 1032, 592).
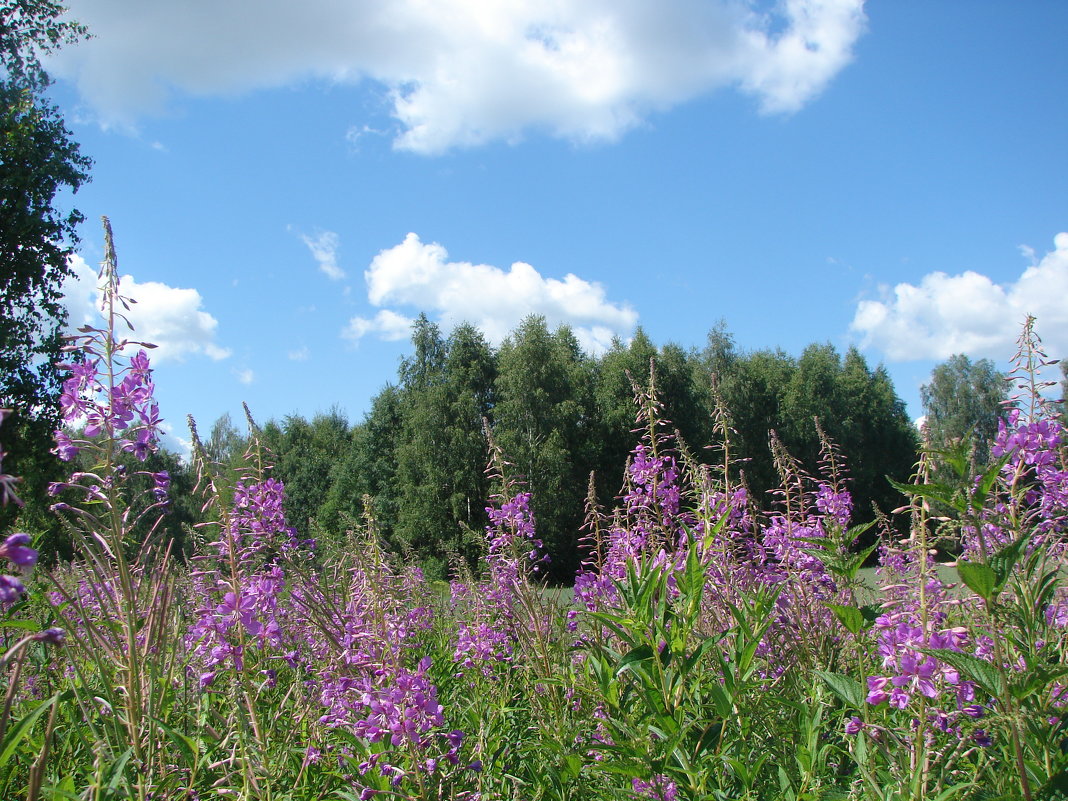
(851, 232, 1068, 361)
(159, 420, 192, 463)
(287, 346, 311, 361)
(344, 233, 637, 353)
(235, 368, 255, 385)
(342, 309, 416, 344)
(47, 0, 865, 153)
(61, 254, 231, 363)
(300, 229, 345, 280)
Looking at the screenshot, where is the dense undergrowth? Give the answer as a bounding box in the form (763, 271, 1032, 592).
(1, 224, 1067, 800)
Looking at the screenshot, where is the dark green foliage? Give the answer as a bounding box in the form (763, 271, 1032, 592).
(393, 317, 453, 565)
(921, 354, 1008, 466)
(593, 329, 659, 496)
(780, 344, 917, 523)
(494, 316, 597, 582)
(702, 332, 918, 524)
(317, 386, 404, 544)
(141, 447, 199, 558)
(703, 341, 794, 500)
(264, 408, 351, 539)
(392, 320, 497, 577)
(593, 329, 711, 503)
(438, 324, 497, 554)
(0, 1, 91, 536)
(266, 317, 920, 580)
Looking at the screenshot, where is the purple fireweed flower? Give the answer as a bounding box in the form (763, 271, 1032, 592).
(31, 627, 65, 645)
(0, 532, 38, 570)
(120, 428, 155, 462)
(216, 591, 263, 636)
(0, 574, 26, 605)
(845, 716, 864, 735)
(866, 676, 890, 706)
(815, 483, 853, 527)
(129, 349, 152, 377)
(51, 430, 79, 462)
(151, 470, 170, 500)
(453, 621, 513, 673)
(53, 343, 161, 462)
(631, 775, 678, 801)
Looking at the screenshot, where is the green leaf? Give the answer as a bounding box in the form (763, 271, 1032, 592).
(1036, 768, 1068, 801)
(36, 779, 80, 801)
(826, 603, 879, 635)
(971, 452, 1012, 511)
(616, 644, 655, 677)
(814, 670, 866, 708)
(957, 561, 998, 601)
(0, 619, 43, 632)
(681, 633, 726, 676)
(990, 533, 1032, 590)
(921, 649, 1002, 697)
(888, 477, 963, 512)
(930, 783, 979, 801)
(1009, 663, 1068, 701)
(153, 716, 199, 768)
(0, 693, 60, 767)
(105, 746, 134, 792)
(560, 753, 582, 779)
(842, 541, 881, 581)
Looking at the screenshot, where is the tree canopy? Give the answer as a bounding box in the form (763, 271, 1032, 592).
(231, 318, 924, 581)
(0, 0, 91, 534)
(921, 354, 1008, 466)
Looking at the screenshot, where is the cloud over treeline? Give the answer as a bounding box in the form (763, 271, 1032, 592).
(852, 232, 1068, 362)
(343, 233, 637, 353)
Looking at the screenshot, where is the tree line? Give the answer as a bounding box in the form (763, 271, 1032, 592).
(198, 315, 920, 582)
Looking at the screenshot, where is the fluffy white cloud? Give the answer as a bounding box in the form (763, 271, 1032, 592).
(61, 255, 231, 362)
(344, 233, 637, 353)
(342, 309, 416, 344)
(300, 230, 345, 280)
(234, 368, 255, 385)
(47, 0, 865, 153)
(851, 232, 1068, 361)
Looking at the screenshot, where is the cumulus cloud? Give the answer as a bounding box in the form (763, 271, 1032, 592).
(851, 232, 1068, 361)
(61, 255, 231, 362)
(235, 368, 255, 385)
(343, 233, 637, 353)
(342, 309, 416, 344)
(47, 0, 865, 153)
(300, 230, 345, 280)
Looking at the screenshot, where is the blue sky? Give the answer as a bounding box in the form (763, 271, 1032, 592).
(45, 1, 1068, 454)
